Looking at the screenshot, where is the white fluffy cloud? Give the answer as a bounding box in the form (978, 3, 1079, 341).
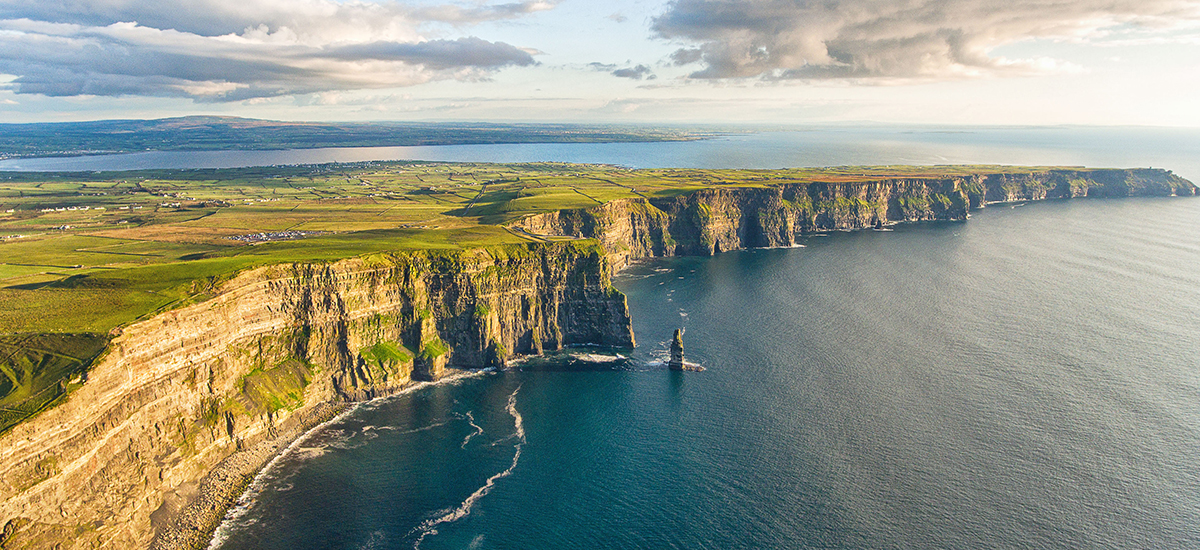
(0, 0, 551, 101)
(652, 0, 1200, 80)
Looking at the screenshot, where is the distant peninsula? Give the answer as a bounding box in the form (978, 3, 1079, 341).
(0, 116, 715, 160)
(0, 163, 1194, 549)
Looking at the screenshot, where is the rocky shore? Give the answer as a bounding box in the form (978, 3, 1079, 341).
(150, 402, 349, 550)
(0, 243, 632, 550)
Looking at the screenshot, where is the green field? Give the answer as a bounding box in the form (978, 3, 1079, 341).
(0, 161, 1092, 433)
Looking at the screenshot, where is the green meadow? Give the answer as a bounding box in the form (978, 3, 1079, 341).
(0, 161, 1077, 432)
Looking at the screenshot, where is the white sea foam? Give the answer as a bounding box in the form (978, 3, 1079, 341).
(207, 369, 494, 550)
(360, 530, 387, 550)
(756, 243, 807, 249)
(461, 411, 484, 449)
(411, 385, 525, 549)
(373, 420, 451, 436)
(570, 352, 625, 363)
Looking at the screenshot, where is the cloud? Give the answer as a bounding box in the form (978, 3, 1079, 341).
(652, 0, 1200, 80)
(0, 0, 558, 41)
(0, 0, 552, 101)
(612, 65, 656, 80)
(589, 62, 656, 80)
(321, 38, 534, 69)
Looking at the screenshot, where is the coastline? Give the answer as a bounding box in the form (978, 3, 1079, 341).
(2, 167, 1195, 550)
(187, 369, 489, 550)
(151, 402, 350, 550)
(176, 189, 1200, 549)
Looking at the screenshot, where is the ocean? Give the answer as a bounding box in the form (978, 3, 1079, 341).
(208, 195, 1200, 549)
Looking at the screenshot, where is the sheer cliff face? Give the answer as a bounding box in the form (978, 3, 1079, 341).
(0, 167, 1192, 550)
(516, 169, 1197, 268)
(0, 242, 632, 550)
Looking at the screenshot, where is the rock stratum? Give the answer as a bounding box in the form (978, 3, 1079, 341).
(0, 167, 1194, 550)
(515, 168, 1197, 269)
(0, 243, 631, 549)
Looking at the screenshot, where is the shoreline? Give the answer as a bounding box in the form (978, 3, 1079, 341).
(179, 369, 488, 550)
(7, 168, 1190, 550)
(171, 191, 1101, 548)
(150, 402, 350, 550)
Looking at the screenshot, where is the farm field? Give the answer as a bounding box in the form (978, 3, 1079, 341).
(0, 161, 1076, 433)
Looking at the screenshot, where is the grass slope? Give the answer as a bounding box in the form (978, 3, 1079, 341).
(0, 333, 108, 434)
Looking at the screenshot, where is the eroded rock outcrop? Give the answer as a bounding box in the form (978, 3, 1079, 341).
(0, 242, 632, 550)
(668, 329, 685, 371)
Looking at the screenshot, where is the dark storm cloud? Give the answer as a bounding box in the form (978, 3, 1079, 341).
(652, 0, 1200, 79)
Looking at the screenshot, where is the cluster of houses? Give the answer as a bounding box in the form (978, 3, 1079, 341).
(228, 230, 320, 243)
(40, 205, 106, 213)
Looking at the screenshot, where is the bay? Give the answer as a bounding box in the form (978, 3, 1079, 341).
(3, 126, 1200, 183)
(211, 196, 1200, 549)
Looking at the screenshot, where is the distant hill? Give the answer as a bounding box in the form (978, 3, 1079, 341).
(0, 116, 712, 159)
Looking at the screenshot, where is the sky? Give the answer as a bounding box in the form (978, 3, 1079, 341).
(1, 0, 1199, 125)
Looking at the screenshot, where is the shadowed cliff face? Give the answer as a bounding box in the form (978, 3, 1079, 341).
(515, 169, 1197, 268)
(0, 242, 632, 550)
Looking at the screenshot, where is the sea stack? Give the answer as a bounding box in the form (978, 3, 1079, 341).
(669, 329, 685, 370)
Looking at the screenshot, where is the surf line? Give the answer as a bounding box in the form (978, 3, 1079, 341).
(461, 411, 484, 449)
(412, 385, 526, 549)
(207, 369, 493, 550)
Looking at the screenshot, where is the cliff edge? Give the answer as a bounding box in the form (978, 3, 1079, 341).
(0, 242, 631, 549)
(0, 166, 1193, 550)
(514, 168, 1196, 268)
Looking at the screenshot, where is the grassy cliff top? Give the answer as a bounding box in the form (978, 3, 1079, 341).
(0, 161, 1153, 335)
(0, 161, 1179, 434)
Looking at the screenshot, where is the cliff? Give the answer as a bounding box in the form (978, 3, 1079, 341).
(515, 168, 1197, 268)
(0, 242, 632, 549)
(0, 166, 1193, 550)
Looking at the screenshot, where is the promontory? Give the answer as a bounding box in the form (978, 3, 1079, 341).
(0, 163, 1194, 549)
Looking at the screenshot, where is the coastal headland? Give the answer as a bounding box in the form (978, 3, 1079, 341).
(0, 163, 1194, 549)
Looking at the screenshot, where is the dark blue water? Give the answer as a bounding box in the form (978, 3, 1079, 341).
(4, 126, 1200, 183)
(211, 197, 1200, 549)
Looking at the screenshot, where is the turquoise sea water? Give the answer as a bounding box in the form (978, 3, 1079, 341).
(211, 197, 1200, 549)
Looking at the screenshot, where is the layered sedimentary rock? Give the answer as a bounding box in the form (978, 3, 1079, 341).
(0, 167, 1193, 550)
(0, 242, 632, 550)
(516, 169, 1197, 268)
